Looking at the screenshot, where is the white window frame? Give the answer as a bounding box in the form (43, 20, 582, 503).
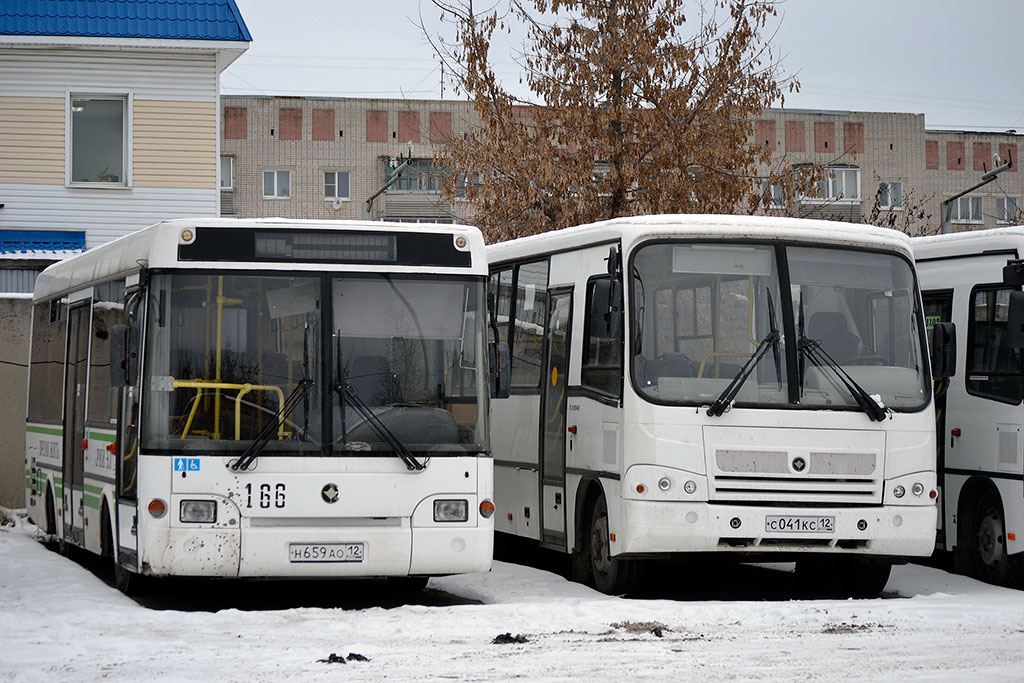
(760, 180, 786, 209)
(323, 170, 351, 201)
(388, 158, 441, 194)
(877, 181, 903, 211)
(803, 166, 860, 203)
(262, 169, 291, 199)
(66, 91, 132, 188)
(997, 196, 1019, 224)
(220, 155, 234, 191)
(949, 195, 983, 224)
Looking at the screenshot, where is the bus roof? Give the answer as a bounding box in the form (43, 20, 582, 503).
(33, 217, 486, 302)
(912, 226, 1024, 260)
(486, 214, 914, 265)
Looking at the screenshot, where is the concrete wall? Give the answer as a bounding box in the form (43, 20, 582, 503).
(0, 295, 31, 508)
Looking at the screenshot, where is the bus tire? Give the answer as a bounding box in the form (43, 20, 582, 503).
(970, 488, 1021, 586)
(44, 486, 57, 536)
(586, 495, 641, 596)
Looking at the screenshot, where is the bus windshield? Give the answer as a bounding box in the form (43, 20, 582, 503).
(631, 242, 929, 412)
(331, 275, 489, 454)
(141, 272, 489, 455)
(143, 273, 322, 454)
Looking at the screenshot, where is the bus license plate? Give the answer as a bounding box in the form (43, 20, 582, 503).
(764, 515, 834, 533)
(289, 543, 364, 563)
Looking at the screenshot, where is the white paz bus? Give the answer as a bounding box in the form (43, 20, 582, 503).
(914, 227, 1024, 587)
(25, 218, 494, 593)
(487, 214, 947, 596)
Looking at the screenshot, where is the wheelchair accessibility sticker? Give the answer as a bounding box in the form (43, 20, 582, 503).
(174, 458, 200, 472)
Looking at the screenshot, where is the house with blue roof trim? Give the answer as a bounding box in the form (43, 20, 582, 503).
(0, 0, 251, 291)
(0, 1, 250, 508)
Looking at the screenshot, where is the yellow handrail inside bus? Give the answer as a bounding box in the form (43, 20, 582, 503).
(173, 379, 287, 441)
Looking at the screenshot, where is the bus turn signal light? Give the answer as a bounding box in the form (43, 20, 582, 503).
(479, 499, 495, 518)
(147, 499, 167, 519)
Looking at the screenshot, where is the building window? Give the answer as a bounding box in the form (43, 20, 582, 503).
(811, 166, 860, 201)
(220, 156, 233, 190)
(324, 171, 350, 200)
(263, 170, 290, 199)
(878, 181, 903, 210)
(69, 95, 128, 185)
(949, 195, 982, 224)
(390, 158, 441, 193)
(760, 181, 785, 209)
(997, 197, 1019, 224)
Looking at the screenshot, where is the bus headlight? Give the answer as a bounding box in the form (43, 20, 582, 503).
(911, 482, 925, 497)
(433, 499, 469, 523)
(180, 500, 217, 523)
(893, 485, 906, 498)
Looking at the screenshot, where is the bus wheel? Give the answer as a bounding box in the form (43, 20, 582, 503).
(43, 487, 57, 536)
(971, 489, 1021, 586)
(586, 496, 641, 596)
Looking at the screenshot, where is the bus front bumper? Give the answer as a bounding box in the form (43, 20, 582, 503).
(615, 500, 937, 559)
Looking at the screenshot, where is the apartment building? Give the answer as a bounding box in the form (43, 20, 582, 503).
(222, 96, 1024, 235)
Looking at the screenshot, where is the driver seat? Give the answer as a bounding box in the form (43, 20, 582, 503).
(807, 312, 860, 364)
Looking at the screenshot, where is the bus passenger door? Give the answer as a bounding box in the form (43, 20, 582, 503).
(62, 303, 90, 547)
(923, 290, 954, 549)
(540, 288, 573, 549)
(116, 291, 143, 570)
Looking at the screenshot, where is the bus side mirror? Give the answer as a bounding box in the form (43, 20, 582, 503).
(929, 321, 956, 379)
(110, 323, 139, 387)
(606, 278, 623, 342)
(1008, 291, 1024, 348)
(489, 341, 510, 399)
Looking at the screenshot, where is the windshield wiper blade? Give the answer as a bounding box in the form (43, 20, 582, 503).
(799, 337, 886, 422)
(232, 378, 313, 471)
(333, 383, 425, 471)
(707, 290, 782, 417)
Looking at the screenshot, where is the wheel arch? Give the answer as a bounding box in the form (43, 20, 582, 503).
(572, 475, 606, 553)
(955, 475, 1001, 551)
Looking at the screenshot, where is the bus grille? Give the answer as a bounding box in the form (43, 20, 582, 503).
(709, 449, 881, 504)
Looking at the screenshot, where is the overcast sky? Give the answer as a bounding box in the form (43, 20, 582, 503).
(223, 0, 1024, 132)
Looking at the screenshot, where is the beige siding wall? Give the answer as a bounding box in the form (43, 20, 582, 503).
(0, 96, 216, 190)
(133, 99, 216, 189)
(0, 97, 64, 185)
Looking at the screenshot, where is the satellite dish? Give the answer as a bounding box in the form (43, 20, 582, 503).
(332, 198, 343, 209)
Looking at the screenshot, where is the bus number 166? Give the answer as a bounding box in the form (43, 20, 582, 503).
(245, 483, 286, 509)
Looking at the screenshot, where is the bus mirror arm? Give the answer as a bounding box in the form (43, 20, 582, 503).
(929, 322, 957, 378)
(110, 324, 128, 387)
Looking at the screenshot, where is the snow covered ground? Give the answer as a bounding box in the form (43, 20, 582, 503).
(2, 507, 1024, 682)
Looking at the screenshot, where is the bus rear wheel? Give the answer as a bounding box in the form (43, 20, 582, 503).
(585, 496, 641, 596)
(970, 489, 1022, 587)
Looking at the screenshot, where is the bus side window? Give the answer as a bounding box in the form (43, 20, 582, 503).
(582, 277, 622, 397)
(966, 286, 1024, 405)
(511, 260, 549, 389)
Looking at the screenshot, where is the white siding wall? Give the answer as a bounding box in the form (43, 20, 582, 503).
(0, 183, 216, 247)
(0, 49, 218, 101)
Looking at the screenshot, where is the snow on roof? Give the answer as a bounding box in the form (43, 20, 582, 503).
(912, 225, 1024, 260)
(0, 229, 85, 260)
(487, 214, 914, 264)
(0, 0, 252, 41)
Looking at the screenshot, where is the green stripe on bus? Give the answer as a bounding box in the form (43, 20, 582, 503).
(84, 494, 101, 510)
(83, 483, 104, 495)
(26, 426, 63, 437)
(87, 431, 116, 443)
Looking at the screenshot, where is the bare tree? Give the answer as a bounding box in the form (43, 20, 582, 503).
(425, 0, 797, 241)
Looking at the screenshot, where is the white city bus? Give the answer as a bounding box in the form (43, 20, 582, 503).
(25, 218, 494, 593)
(487, 214, 942, 596)
(913, 227, 1024, 587)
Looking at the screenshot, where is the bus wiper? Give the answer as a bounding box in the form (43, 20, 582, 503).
(797, 298, 886, 422)
(707, 289, 781, 417)
(332, 382, 425, 471)
(232, 378, 314, 471)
